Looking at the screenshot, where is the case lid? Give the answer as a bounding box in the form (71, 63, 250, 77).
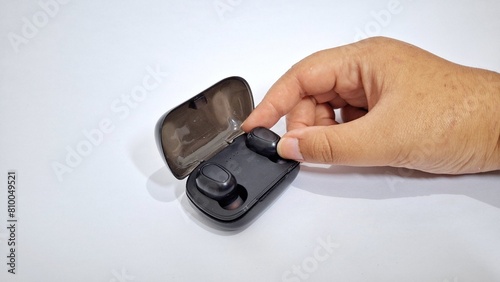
(156, 77, 254, 179)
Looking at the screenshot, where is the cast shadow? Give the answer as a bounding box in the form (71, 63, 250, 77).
(131, 130, 295, 234)
(130, 133, 246, 234)
(294, 164, 500, 208)
(147, 166, 252, 235)
(130, 133, 500, 232)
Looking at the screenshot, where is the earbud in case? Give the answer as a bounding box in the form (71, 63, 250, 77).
(155, 77, 299, 229)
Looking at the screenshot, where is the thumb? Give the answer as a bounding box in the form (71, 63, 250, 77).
(277, 119, 397, 167)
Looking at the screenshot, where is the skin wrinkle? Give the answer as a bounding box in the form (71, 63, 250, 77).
(314, 103, 335, 126)
(491, 122, 500, 170)
(260, 99, 282, 128)
(328, 59, 364, 109)
(288, 96, 316, 129)
(355, 55, 378, 110)
(328, 95, 347, 109)
(473, 71, 500, 170)
(315, 128, 336, 163)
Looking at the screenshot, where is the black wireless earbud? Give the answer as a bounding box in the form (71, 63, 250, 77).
(195, 162, 243, 210)
(246, 127, 281, 162)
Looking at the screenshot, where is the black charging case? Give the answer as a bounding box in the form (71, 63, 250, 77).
(155, 77, 300, 229)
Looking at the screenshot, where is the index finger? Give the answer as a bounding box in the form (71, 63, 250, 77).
(241, 43, 365, 132)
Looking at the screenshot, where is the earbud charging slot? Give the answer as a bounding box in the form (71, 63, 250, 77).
(219, 185, 247, 210)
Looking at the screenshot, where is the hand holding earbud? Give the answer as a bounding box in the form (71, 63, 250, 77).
(242, 37, 500, 174)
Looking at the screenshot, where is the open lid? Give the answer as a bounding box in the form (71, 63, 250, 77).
(155, 76, 254, 179)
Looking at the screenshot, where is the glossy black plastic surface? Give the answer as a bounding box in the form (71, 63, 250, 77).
(186, 134, 299, 228)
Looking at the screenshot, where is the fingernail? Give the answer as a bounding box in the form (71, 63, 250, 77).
(279, 137, 304, 161)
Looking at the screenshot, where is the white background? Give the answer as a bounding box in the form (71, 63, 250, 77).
(1, 0, 499, 281)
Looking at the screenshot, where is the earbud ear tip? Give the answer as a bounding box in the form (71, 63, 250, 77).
(221, 194, 244, 210)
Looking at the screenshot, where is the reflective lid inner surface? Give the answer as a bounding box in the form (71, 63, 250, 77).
(157, 77, 254, 179)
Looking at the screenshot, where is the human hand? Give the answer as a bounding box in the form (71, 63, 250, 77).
(242, 37, 500, 174)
